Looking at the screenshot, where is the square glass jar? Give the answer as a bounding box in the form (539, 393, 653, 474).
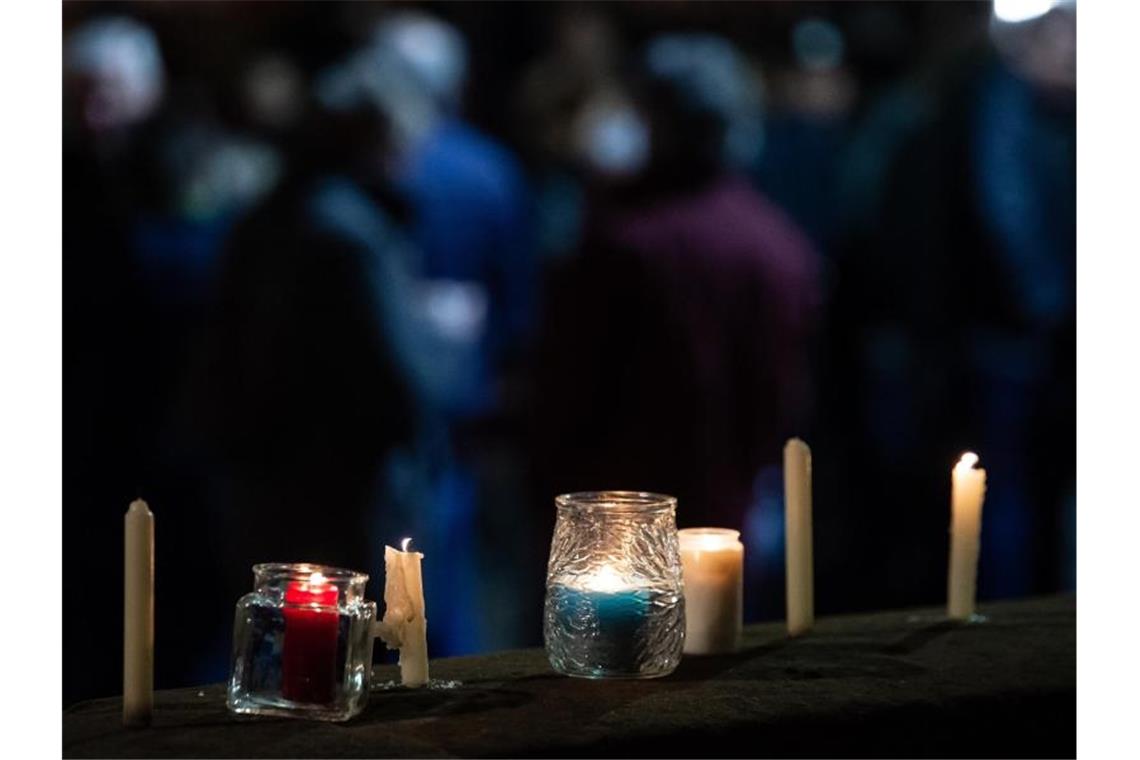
(227, 563, 376, 722)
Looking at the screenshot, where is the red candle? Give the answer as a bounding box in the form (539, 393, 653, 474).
(281, 572, 339, 704)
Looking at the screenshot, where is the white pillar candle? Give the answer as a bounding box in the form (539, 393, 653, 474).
(678, 528, 743, 654)
(948, 452, 987, 620)
(784, 438, 814, 636)
(380, 539, 429, 687)
(123, 498, 154, 727)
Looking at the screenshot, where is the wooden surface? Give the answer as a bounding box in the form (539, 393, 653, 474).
(63, 594, 1075, 758)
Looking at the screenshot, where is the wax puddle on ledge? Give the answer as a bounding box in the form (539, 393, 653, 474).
(371, 679, 463, 692)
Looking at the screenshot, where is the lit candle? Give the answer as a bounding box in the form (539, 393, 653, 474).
(123, 498, 154, 727)
(678, 528, 743, 654)
(379, 539, 429, 687)
(948, 452, 987, 620)
(281, 571, 339, 704)
(548, 565, 651, 672)
(784, 438, 814, 636)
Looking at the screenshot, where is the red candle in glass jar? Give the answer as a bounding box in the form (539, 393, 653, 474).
(281, 572, 339, 704)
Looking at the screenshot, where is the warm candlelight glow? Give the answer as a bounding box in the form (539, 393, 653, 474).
(956, 451, 980, 471)
(401, 537, 413, 552)
(678, 528, 741, 552)
(308, 571, 326, 586)
(582, 565, 627, 593)
(948, 450, 987, 620)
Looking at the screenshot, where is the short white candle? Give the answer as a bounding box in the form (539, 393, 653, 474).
(380, 538, 429, 687)
(678, 528, 743, 655)
(123, 498, 154, 727)
(948, 452, 987, 620)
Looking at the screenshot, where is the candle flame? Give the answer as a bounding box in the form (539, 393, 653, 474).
(956, 452, 979, 471)
(583, 565, 627, 593)
(308, 571, 326, 586)
(401, 537, 413, 552)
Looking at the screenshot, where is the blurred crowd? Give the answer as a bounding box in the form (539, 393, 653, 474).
(63, 1, 1076, 705)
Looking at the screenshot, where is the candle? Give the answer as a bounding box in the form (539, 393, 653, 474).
(281, 571, 339, 704)
(678, 528, 743, 654)
(784, 438, 814, 636)
(380, 539, 429, 687)
(548, 565, 651, 672)
(948, 452, 987, 620)
(123, 498, 154, 727)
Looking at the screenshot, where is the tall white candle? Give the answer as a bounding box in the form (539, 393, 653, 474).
(948, 452, 987, 620)
(678, 528, 743, 654)
(123, 498, 154, 727)
(784, 438, 814, 636)
(380, 539, 429, 687)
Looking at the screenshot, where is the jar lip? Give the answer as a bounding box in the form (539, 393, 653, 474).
(555, 491, 677, 513)
(252, 562, 369, 584)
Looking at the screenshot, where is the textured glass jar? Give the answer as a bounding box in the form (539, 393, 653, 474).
(227, 563, 376, 722)
(544, 492, 685, 678)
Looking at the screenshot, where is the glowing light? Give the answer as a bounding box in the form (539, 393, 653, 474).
(993, 0, 1058, 24)
(678, 528, 741, 552)
(401, 537, 413, 552)
(583, 565, 627, 593)
(956, 452, 980, 472)
(308, 571, 326, 586)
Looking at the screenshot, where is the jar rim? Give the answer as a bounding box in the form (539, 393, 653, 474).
(252, 562, 369, 584)
(555, 491, 677, 513)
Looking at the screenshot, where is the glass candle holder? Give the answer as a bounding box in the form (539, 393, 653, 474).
(227, 563, 376, 722)
(544, 492, 685, 679)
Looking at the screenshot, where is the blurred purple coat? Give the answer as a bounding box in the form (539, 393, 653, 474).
(537, 174, 820, 528)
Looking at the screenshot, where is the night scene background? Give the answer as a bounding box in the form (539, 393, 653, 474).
(63, 0, 1075, 707)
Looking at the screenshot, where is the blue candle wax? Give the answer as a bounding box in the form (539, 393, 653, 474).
(547, 571, 653, 675)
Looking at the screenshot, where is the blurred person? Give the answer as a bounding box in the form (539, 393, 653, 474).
(823, 0, 1074, 610)
(64, 15, 165, 153)
(969, 0, 1076, 597)
(63, 15, 168, 705)
(535, 34, 821, 576)
(238, 52, 308, 141)
(372, 10, 535, 406)
(196, 46, 425, 667)
(68, 13, 291, 692)
(514, 7, 632, 261)
(361, 11, 540, 654)
(750, 16, 857, 251)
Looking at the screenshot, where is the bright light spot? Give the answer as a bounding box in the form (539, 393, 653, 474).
(956, 452, 980, 471)
(679, 528, 741, 551)
(308, 571, 326, 586)
(400, 537, 413, 552)
(583, 565, 627, 593)
(993, 0, 1057, 23)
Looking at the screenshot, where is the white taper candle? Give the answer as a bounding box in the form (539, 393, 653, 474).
(123, 498, 154, 727)
(784, 438, 814, 636)
(948, 452, 987, 620)
(381, 540, 429, 687)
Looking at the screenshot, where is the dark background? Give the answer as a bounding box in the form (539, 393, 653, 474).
(63, 0, 1075, 707)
